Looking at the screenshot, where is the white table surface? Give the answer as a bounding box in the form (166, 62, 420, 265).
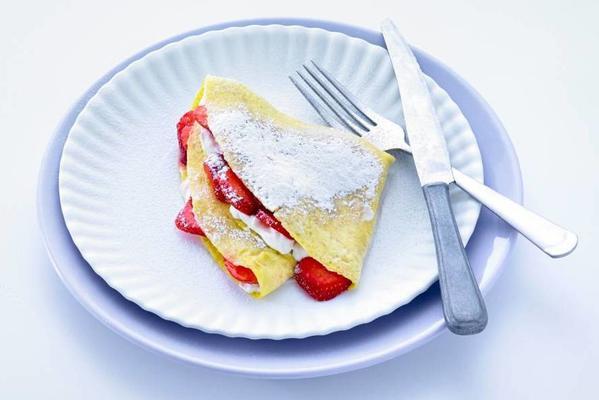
(2, 0, 597, 398)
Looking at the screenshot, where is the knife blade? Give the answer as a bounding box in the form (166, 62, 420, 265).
(381, 20, 453, 186)
(381, 18, 487, 335)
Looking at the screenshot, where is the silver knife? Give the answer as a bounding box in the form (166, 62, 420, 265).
(381, 19, 487, 334)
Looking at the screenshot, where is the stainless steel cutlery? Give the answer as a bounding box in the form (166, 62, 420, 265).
(290, 18, 578, 334)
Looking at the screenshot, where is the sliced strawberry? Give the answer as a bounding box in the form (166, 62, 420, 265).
(220, 168, 261, 215)
(203, 154, 228, 202)
(256, 209, 293, 239)
(203, 155, 260, 215)
(177, 125, 192, 165)
(175, 199, 205, 236)
(224, 259, 258, 284)
(177, 106, 208, 165)
(192, 106, 208, 127)
(295, 257, 351, 301)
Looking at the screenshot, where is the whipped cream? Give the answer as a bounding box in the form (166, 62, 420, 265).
(292, 243, 308, 261)
(238, 282, 259, 294)
(229, 206, 294, 254)
(200, 126, 222, 155)
(230, 206, 310, 261)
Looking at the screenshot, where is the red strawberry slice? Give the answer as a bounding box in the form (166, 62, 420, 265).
(256, 209, 293, 239)
(203, 155, 260, 215)
(177, 106, 208, 165)
(175, 199, 205, 236)
(295, 257, 351, 301)
(177, 125, 192, 165)
(219, 168, 261, 215)
(224, 259, 258, 284)
(203, 154, 228, 202)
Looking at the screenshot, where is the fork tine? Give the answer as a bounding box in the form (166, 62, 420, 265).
(309, 61, 379, 126)
(302, 63, 372, 131)
(294, 70, 368, 136)
(288, 75, 348, 132)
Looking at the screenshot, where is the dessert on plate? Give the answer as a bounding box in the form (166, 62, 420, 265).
(175, 76, 394, 300)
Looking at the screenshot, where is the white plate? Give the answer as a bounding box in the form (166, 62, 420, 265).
(59, 25, 483, 339)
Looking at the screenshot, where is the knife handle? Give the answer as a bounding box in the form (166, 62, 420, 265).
(452, 168, 578, 258)
(423, 183, 488, 335)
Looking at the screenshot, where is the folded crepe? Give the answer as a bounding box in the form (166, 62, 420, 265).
(179, 76, 394, 298)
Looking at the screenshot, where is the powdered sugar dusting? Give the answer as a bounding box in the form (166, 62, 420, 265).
(208, 106, 383, 212)
(199, 212, 265, 248)
(186, 163, 264, 248)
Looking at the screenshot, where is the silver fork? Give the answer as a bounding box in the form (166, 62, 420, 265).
(290, 61, 577, 258)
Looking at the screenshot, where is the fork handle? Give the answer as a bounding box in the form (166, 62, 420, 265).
(423, 183, 488, 335)
(452, 168, 578, 257)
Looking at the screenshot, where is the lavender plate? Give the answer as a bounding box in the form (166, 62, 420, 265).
(37, 18, 521, 378)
